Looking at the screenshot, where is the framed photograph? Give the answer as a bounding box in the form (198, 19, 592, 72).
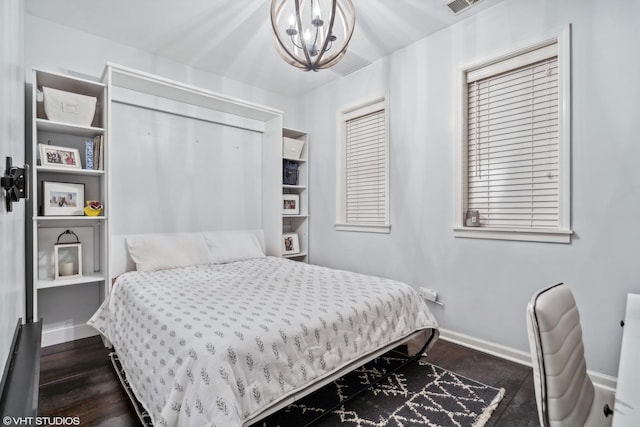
(42, 181, 85, 216)
(282, 193, 300, 215)
(39, 144, 82, 169)
(282, 233, 300, 255)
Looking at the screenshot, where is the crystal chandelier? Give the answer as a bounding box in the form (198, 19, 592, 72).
(270, 0, 355, 72)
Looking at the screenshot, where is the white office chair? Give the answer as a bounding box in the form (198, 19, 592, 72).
(526, 283, 614, 427)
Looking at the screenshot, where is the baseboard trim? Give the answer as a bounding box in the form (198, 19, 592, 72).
(438, 328, 617, 392)
(41, 323, 99, 347)
(0, 319, 42, 418)
(438, 328, 532, 366)
(0, 319, 21, 404)
(588, 371, 617, 393)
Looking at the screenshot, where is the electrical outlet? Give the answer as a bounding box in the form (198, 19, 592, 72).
(419, 287, 438, 302)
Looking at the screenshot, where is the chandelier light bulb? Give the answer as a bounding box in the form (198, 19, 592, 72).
(286, 13, 298, 36)
(311, 4, 323, 27)
(271, 0, 355, 72)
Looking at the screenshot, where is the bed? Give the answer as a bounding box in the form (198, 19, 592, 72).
(88, 230, 439, 427)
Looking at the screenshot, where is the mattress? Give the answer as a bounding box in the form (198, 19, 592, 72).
(88, 257, 438, 427)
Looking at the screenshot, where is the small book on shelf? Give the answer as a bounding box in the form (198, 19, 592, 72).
(85, 139, 94, 170)
(85, 135, 104, 170)
(93, 135, 101, 170)
(97, 135, 104, 170)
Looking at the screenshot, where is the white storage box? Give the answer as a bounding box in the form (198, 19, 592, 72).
(283, 137, 304, 160)
(43, 87, 97, 127)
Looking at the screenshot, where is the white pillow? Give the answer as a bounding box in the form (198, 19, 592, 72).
(203, 231, 265, 264)
(126, 232, 210, 272)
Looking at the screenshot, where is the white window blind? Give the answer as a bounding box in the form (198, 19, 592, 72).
(345, 106, 387, 225)
(466, 54, 559, 230)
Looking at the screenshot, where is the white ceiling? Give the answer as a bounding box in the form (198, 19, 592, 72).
(26, 0, 503, 97)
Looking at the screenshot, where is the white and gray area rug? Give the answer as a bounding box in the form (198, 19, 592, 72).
(111, 349, 504, 427)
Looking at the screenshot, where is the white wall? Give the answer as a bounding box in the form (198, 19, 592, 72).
(303, 0, 640, 377)
(0, 0, 25, 373)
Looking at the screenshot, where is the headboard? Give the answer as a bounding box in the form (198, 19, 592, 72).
(110, 229, 266, 278)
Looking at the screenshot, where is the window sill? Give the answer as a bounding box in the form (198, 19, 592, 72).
(453, 227, 572, 244)
(335, 223, 391, 234)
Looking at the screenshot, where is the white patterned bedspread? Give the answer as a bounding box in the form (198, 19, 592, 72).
(88, 257, 438, 427)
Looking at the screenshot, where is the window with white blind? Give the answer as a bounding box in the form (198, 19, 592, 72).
(336, 99, 390, 233)
(454, 28, 572, 243)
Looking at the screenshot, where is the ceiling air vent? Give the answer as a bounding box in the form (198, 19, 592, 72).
(446, 0, 482, 15)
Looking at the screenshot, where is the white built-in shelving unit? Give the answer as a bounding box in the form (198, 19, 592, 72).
(27, 69, 108, 346)
(282, 129, 309, 262)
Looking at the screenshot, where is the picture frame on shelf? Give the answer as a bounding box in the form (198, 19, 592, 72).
(282, 233, 300, 255)
(42, 181, 85, 216)
(39, 143, 82, 169)
(282, 194, 300, 215)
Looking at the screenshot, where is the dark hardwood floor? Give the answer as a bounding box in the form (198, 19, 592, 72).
(39, 336, 538, 426)
(426, 340, 539, 427)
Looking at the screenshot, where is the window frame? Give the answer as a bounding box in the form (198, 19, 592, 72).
(335, 96, 391, 233)
(453, 26, 572, 243)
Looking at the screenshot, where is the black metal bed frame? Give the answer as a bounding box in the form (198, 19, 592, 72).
(301, 328, 438, 427)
